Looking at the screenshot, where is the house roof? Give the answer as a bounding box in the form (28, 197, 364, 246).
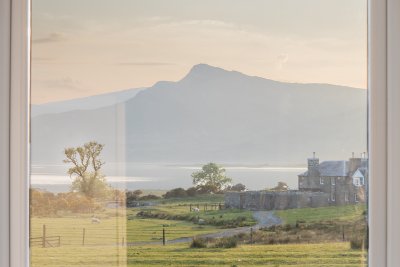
(319, 161, 348, 176)
(298, 160, 348, 177)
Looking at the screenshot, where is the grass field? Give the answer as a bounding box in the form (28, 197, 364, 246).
(30, 198, 368, 266)
(31, 215, 220, 246)
(275, 204, 367, 225)
(31, 242, 367, 267)
(131, 194, 255, 227)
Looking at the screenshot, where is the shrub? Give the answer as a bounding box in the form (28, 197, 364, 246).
(190, 238, 208, 248)
(163, 188, 187, 198)
(350, 238, 364, 249)
(139, 194, 161, 200)
(186, 187, 198, 197)
(214, 237, 238, 248)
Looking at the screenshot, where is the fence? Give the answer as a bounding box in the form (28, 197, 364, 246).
(30, 225, 61, 248)
(29, 224, 199, 248)
(189, 203, 224, 211)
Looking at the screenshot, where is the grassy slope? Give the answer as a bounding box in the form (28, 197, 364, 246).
(275, 204, 367, 225)
(131, 194, 255, 227)
(31, 242, 367, 267)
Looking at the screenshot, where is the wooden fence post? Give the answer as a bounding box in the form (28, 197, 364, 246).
(82, 228, 86, 246)
(250, 227, 253, 244)
(42, 224, 46, 248)
(342, 225, 345, 241)
(162, 227, 166, 246)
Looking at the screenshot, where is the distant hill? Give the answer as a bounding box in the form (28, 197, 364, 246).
(31, 64, 367, 167)
(31, 87, 144, 117)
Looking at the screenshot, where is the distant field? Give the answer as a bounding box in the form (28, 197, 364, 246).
(31, 242, 367, 267)
(275, 204, 367, 225)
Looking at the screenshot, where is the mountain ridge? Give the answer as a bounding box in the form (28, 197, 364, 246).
(31, 64, 367, 169)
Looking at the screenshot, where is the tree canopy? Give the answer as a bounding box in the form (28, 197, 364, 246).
(191, 163, 232, 193)
(63, 141, 109, 198)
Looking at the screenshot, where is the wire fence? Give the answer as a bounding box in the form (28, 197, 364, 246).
(29, 223, 216, 248)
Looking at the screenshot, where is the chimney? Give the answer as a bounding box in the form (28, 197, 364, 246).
(307, 152, 320, 176)
(349, 155, 362, 173)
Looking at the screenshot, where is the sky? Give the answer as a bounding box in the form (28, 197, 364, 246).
(32, 0, 367, 104)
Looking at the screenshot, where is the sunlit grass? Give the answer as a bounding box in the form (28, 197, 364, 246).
(275, 204, 367, 225)
(31, 242, 367, 267)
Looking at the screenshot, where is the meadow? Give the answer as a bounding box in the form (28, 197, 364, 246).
(31, 242, 367, 267)
(275, 204, 367, 225)
(30, 196, 368, 267)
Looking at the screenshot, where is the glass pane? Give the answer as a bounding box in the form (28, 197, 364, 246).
(30, 0, 368, 266)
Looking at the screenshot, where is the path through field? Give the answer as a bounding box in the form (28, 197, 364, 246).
(127, 211, 282, 246)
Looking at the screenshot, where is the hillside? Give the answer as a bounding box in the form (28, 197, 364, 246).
(31, 64, 367, 167)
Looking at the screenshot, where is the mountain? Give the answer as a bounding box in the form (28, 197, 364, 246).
(31, 87, 144, 117)
(31, 64, 367, 168)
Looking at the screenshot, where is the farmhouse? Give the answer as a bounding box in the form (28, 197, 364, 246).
(225, 154, 368, 210)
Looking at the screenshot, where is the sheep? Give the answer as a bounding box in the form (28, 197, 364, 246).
(193, 207, 200, 212)
(91, 216, 101, 224)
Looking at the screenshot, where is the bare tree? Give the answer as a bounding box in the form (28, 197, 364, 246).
(64, 141, 109, 198)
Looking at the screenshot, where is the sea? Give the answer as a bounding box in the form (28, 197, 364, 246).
(31, 163, 306, 193)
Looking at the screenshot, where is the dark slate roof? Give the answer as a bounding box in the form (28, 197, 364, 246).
(319, 160, 348, 176)
(298, 160, 348, 177)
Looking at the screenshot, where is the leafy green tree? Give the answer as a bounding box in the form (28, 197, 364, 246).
(63, 141, 109, 199)
(191, 163, 232, 193)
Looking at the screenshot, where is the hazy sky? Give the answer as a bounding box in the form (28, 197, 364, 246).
(32, 0, 367, 104)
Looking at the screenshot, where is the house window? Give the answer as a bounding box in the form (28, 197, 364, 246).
(27, 0, 369, 266)
(354, 193, 359, 203)
(345, 192, 349, 202)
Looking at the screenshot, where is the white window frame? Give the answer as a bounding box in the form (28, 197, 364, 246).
(0, 0, 399, 266)
(320, 177, 324, 185)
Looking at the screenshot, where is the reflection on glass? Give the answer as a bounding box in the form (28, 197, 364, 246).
(30, 0, 368, 266)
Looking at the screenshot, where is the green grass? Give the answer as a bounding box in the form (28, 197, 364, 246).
(275, 204, 367, 225)
(130, 194, 255, 227)
(31, 215, 220, 246)
(31, 242, 367, 267)
(126, 218, 220, 243)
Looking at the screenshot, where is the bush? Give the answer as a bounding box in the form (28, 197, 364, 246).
(139, 194, 161, 200)
(163, 188, 187, 198)
(350, 238, 364, 250)
(214, 237, 238, 248)
(190, 238, 208, 248)
(186, 187, 198, 197)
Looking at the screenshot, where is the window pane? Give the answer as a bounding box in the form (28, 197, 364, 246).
(30, 0, 368, 266)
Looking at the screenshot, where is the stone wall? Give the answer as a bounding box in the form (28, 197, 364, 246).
(224, 191, 331, 210)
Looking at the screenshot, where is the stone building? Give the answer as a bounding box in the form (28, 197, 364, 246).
(224, 155, 368, 210)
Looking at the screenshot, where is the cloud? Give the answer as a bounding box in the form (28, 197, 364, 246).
(276, 53, 289, 70)
(33, 33, 66, 44)
(116, 62, 175, 66)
